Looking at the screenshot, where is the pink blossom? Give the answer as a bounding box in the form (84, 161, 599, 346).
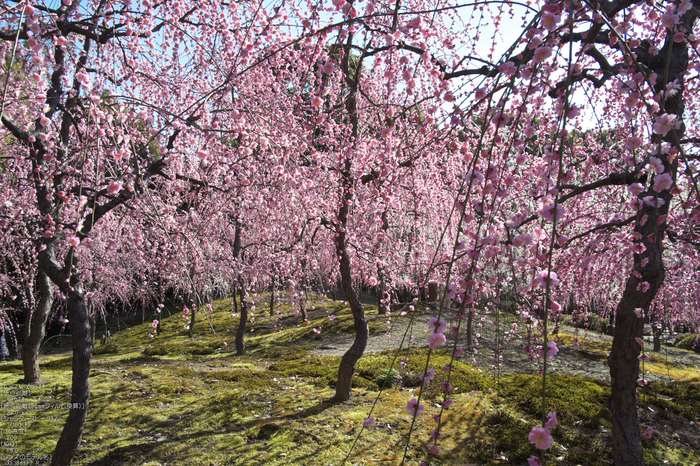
(637, 281, 650, 293)
(107, 181, 122, 195)
(68, 236, 80, 247)
(429, 332, 447, 349)
(573, 337, 580, 348)
(59, 316, 69, 324)
(653, 173, 673, 192)
(223, 342, 228, 347)
(652, 113, 679, 136)
(533, 46, 553, 64)
(311, 96, 323, 108)
(512, 234, 533, 248)
(648, 156, 664, 174)
(421, 369, 437, 384)
(528, 456, 543, 466)
(628, 183, 645, 196)
(642, 426, 654, 439)
(428, 316, 446, 333)
(428, 445, 440, 455)
(544, 412, 558, 429)
(533, 270, 560, 288)
(498, 61, 517, 76)
(542, 12, 560, 31)
(363, 417, 375, 427)
(443, 398, 455, 409)
(625, 136, 644, 151)
(406, 398, 425, 417)
(529, 426, 554, 450)
(322, 62, 335, 74)
(540, 202, 565, 222)
(637, 378, 648, 386)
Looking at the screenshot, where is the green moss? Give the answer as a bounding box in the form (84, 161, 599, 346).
(499, 373, 611, 428)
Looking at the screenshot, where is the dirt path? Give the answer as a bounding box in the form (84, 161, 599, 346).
(311, 306, 700, 383)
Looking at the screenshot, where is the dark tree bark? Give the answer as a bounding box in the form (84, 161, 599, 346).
(269, 276, 275, 315)
(21, 268, 53, 384)
(235, 284, 248, 356)
(607, 11, 694, 464)
(332, 28, 369, 402)
(50, 285, 92, 466)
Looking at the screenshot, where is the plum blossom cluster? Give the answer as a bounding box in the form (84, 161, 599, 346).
(528, 412, 558, 464)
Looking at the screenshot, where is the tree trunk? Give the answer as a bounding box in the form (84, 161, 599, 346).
(51, 285, 92, 466)
(607, 11, 694, 463)
(235, 285, 248, 356)
(377, 268, 388, 315)
(269, 277, 275, 315)
(333, 167, 368, 402)
(21, 268, 53, 384)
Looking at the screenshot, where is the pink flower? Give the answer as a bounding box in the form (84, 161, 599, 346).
(406, 398, 425, 417)
(223, 342, 228, 347)
(544, 412, 558, 429)
(637, 281, 650, 293)
(421, 369, 437, 384)
(322, 62, 335, 74)
(311, 96, 323, 108)
(628, 183, 645, 196)
(443, 398, 455, 409)
(428, 317, 447, 333)
(542, 12, 560, 31)
(428, 445, 440, 455)
(529, 426, 554, 450)
(68, 236, 80, 247)
(512, 234, 534, 247)
(648, 156, 664, 174)
(653, 173, 673, 192)
(59, 316, 69, 324)
(363, 417, 375, 427)
(367, 276, 378, 286)
(540, 202, 565, 222)
(533, 270, 560, 288)
(652, 113, 679, 136)
(625, 136, 644, 151)
(328, 315, 335, 321)
(498, 61, 517, 76)
(528, 457, 543, 466)
(107, 181, 122, 195)
(642, 426, 654, 439)
(533, 46, 553, 64)
(573, 337, 580, 348)
(429, 332, 446, 349)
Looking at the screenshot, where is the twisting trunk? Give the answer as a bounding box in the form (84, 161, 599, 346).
(333, 159, 368, 401)
(235, 284, 248, 356)
(21, 268, 53, 384)
(608, 12, 694, 464)
(332, 26, 369, 402)
(51, 285, 92, 466)
(269, 276, 275, 315)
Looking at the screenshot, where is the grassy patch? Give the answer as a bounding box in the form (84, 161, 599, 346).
(2, 295, 698, 465)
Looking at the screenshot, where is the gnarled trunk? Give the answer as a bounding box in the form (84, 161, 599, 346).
(235, 284, 248, 356)
(51, 285, 92, 466)
(333, 165, 368, 402)
(21, 268, 53, 384)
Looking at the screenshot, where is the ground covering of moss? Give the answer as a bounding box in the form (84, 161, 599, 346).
(1, 294, 698, 465)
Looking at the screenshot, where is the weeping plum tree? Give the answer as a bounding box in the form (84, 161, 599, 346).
(1, 0, 699, 464)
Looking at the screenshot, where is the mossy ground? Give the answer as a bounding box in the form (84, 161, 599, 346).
(1, 294, 698, 465)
